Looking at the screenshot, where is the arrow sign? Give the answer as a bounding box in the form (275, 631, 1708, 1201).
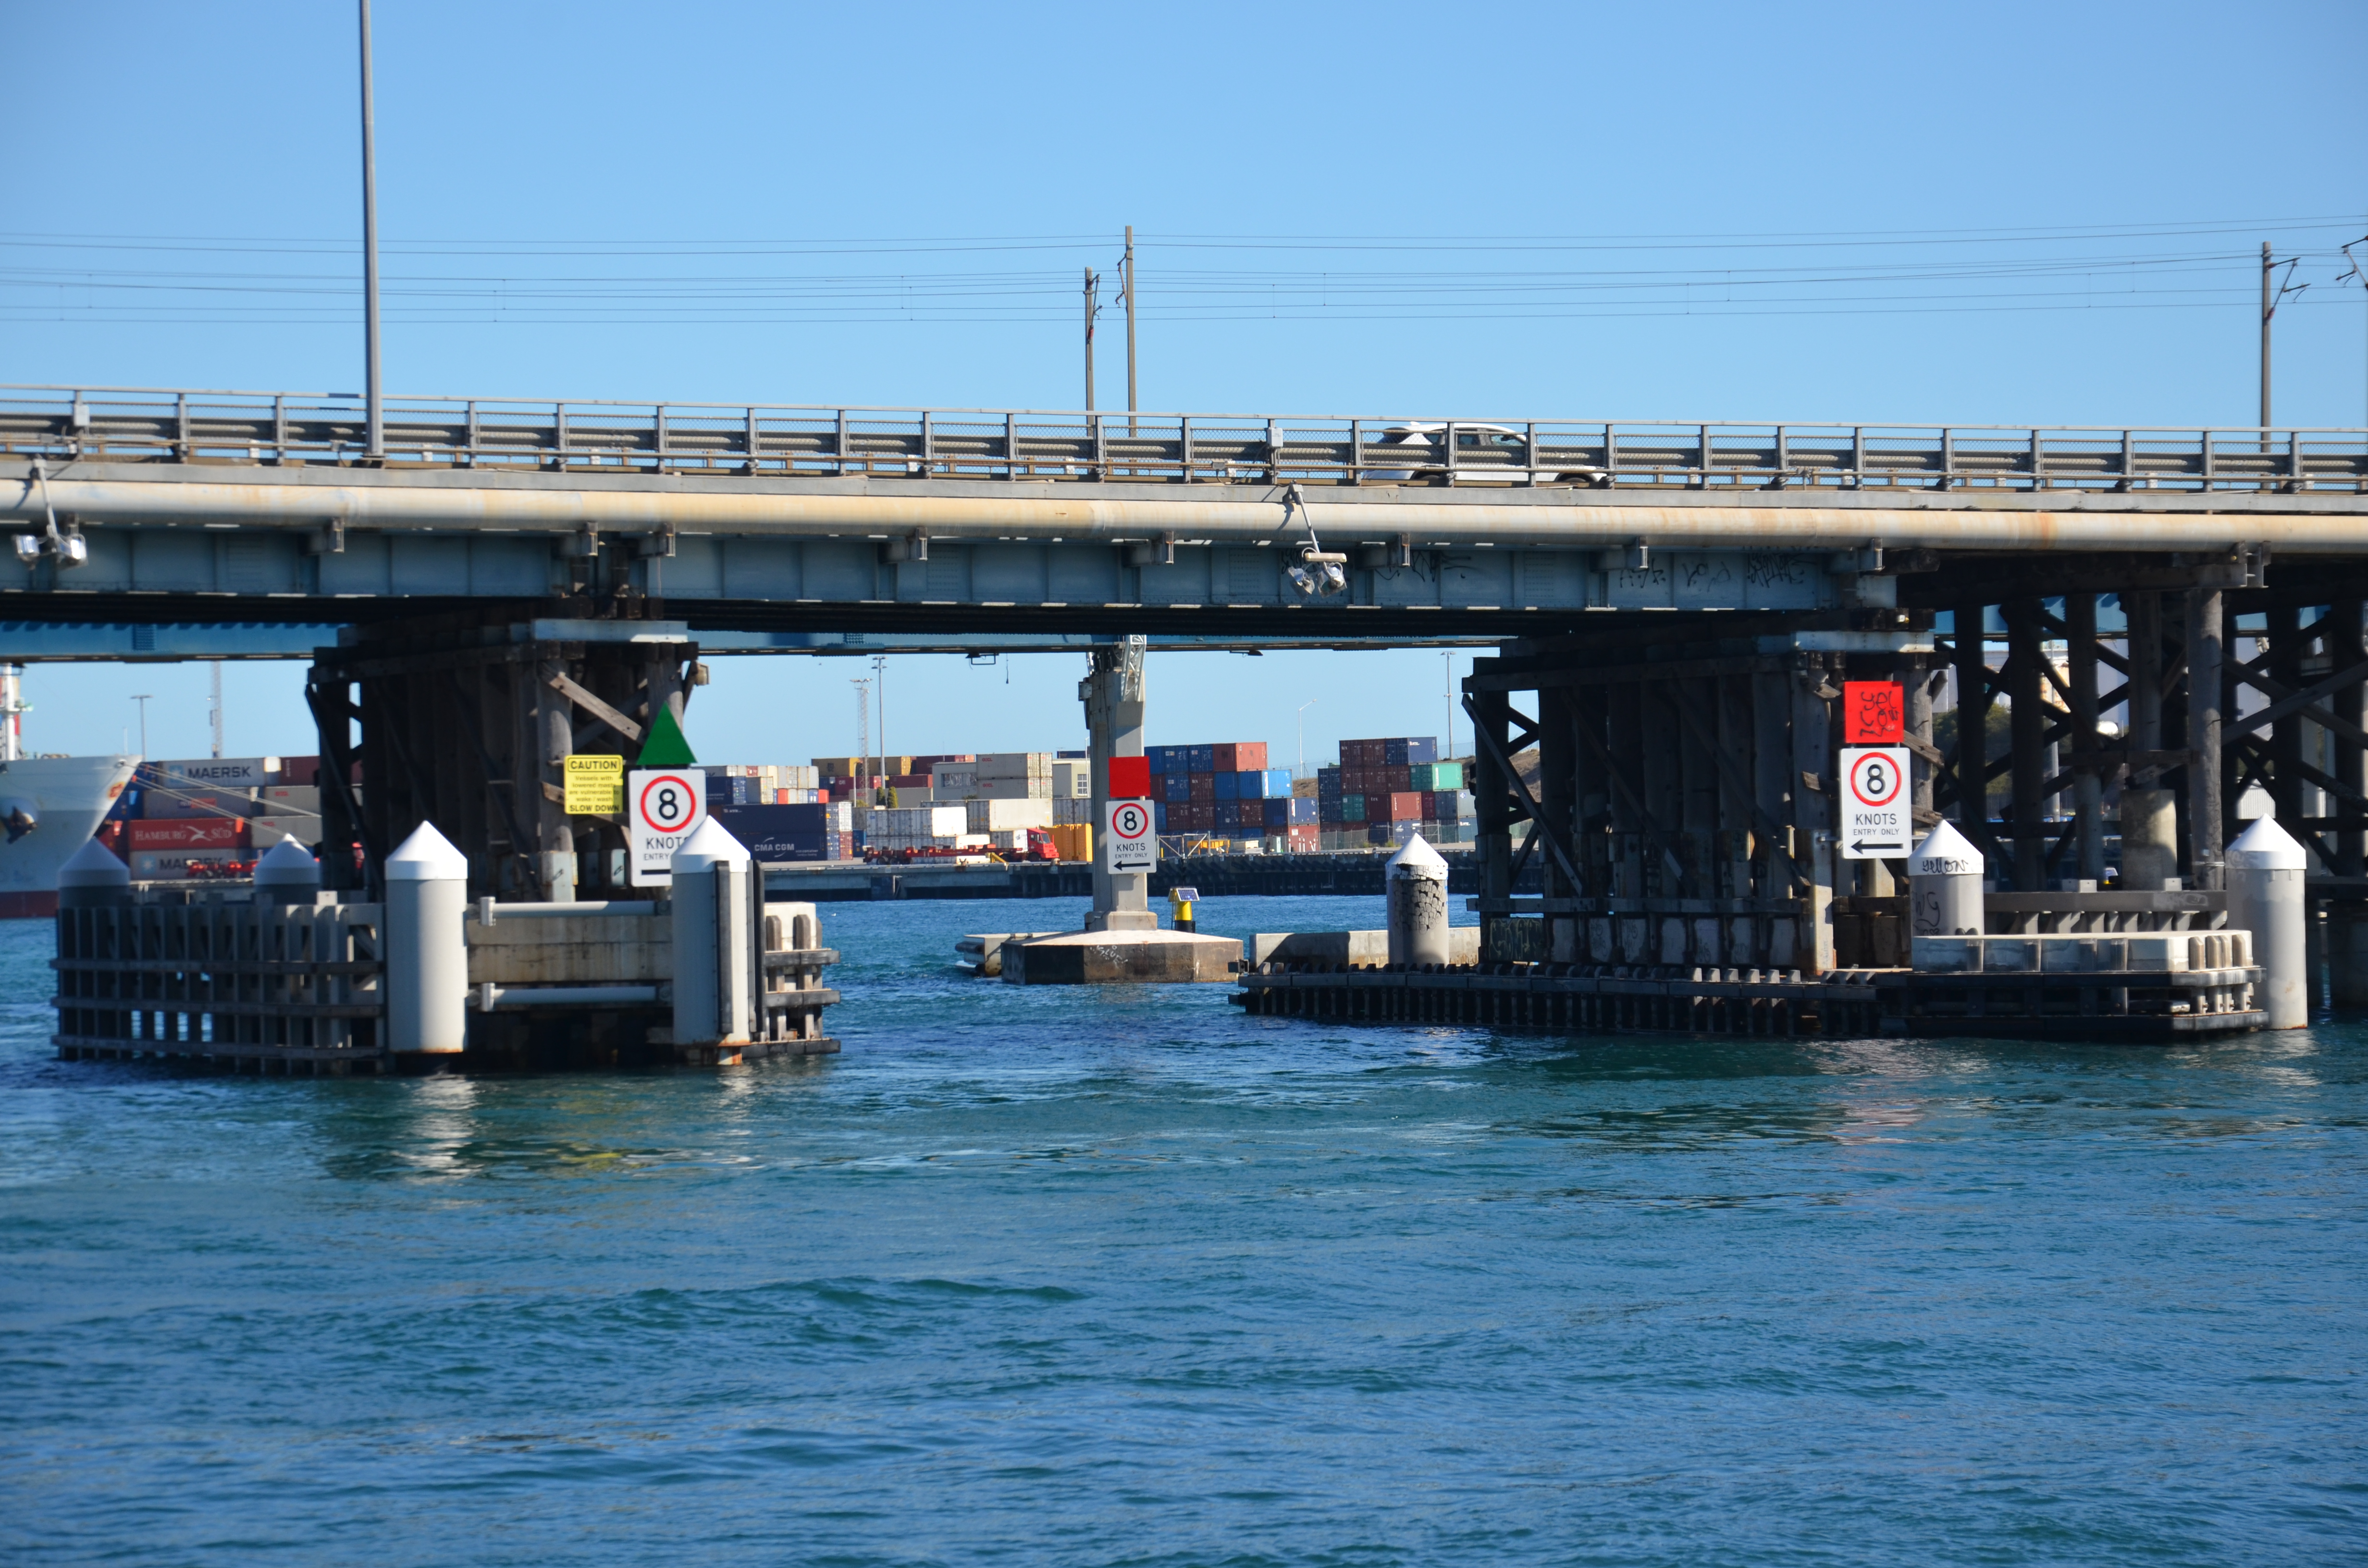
(1838, 746, 1910, 861)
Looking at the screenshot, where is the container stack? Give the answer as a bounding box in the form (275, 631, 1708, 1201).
(1317, 739, 1474, 850)
(862, 804, 972, 853)
(1145, 742, 1319, 851)
(705, 764, 826, 806)
(115, 755, 325, 879)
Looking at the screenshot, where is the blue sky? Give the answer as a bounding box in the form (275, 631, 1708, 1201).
(3, 0, 2363, 767)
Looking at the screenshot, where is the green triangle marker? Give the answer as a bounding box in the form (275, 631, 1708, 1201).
(636, 703, 698, 767)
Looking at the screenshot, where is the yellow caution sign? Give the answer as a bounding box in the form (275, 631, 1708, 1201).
(564, 753, 626, 815)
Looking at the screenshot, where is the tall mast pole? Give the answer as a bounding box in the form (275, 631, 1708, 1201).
(1084, 267, 1098, 412)
(359, 0, 384, 459)
(2261, 240, 2273, 432)
(1123, 225, 1138, 435)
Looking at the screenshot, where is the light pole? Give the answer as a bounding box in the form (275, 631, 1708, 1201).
(1296, 698, 1318, 776)
(129, 694, 152, 757)
(358, 0, 383, 459)
(1443, 651, 1457, 758)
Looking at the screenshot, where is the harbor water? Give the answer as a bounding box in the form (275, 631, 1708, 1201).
(3, 895, 2363, 1565)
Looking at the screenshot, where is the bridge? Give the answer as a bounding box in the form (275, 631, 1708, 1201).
(1, 384, 2363, 656)
(6, 381, 2368, 1007)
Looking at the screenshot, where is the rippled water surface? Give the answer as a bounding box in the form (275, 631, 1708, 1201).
(3, 895, 2364, 1565)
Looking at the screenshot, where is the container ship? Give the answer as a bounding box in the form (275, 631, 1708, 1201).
(0, 666, 138, 918)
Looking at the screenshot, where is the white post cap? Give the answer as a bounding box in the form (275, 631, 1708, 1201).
(671, 815, 750, 875)
(253, 837, 323, 893)
(57, 835, 131, 890)
(386, 821, 468, 881)
(1907, 821, 1984, 878)
(2228, 814, 2307, 871)
(1386, 832, 1447, 876)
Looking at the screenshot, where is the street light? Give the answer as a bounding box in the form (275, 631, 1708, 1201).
(129, 694, 153, 757)
(1296, 698, 1318, 776)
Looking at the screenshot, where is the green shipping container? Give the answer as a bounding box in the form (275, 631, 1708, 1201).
(1341, 792, 1368, 824)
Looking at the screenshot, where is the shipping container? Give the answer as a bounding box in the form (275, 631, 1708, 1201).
(261, 784, 321, 815)
(1054, 796, 1096, 826)
(250, 814, 322, 849)
(1185, 744, 1214, 773)
(1161, 772, 1190, 803)
(128, 817, 248, 851)
(157, 756, 282, 789)
(1212, 800, 1239, 829)
(1047, 822, 1093, 862)
(1212, 771, 1239, 802)
(1317, 767, 1342, 799)
(966, 797, 1052, 833)
(1319, 799, 1344, 825)
(132, 847, 248, 879)
(1341, 793, 1367, 824)
(1285, 824, 1319, 849)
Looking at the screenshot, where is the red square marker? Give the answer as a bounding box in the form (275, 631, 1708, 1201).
(1843, 681, 1905, 744)
(1107, 755, 1151, 799)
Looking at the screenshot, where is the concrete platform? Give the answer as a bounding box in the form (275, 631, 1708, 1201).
(1000, 929, 1242, 985)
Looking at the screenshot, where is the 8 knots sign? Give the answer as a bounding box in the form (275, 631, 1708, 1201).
(1104, 797, 1156, 874)
(629, 767, 705, 886)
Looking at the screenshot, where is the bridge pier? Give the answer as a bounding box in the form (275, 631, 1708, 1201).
(1467, 550, 2368, 1002)
(306, 606, 699, 902)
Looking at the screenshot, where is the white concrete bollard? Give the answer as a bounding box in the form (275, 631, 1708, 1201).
(2227, 815, 2308, 1029)
(386, 822, 469, 1054)
(1907, 821, 1985, 939)
(671, 817, 755, 1048)
(253, 838, 322, 903)
(1386, 833, 1452, 968)
(56, 836, 132, 910)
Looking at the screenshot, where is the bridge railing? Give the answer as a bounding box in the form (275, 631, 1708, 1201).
(3, 385, 2363, 494)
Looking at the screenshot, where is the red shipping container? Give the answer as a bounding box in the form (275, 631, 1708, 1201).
(1285, 824, 1319, 848)
(1187, 773, 1216, 803)
(279, 756, 321, 787)
(128, 817, 249, 851)
(1385, 792, 1422, 823)
(1210, 743, 1240, 773)
(95, 822, 128, 860)
(1232, 741, 1267, 772)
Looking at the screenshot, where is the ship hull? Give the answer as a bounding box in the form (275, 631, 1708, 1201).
(0, 755, 138, 918)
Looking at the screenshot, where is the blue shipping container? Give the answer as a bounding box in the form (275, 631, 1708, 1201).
(1212, 800, 1239, 829)
(1233, 770, 1265, 799)
(1406, 737, 1438, 765)
(1163, 772, 1192, 803)
(1147, 746, 1177, 774)
(709, 804, 831, 860)
(1267, 767, 1293, 797)
(1186, 744, 1215, 773)
(1212, 771, 1239, 801)
(1288, 797, 1317, 825)
(1154, 801, 1168, 831)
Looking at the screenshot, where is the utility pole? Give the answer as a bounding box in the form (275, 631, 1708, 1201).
(1123, 225, 1138, 435)
(872, 653, 888, 803)
(2262, 241, 2274, 432)
(130, 694, 152, 758)
(2261, 241, 2309, 435)
(358, 0, 383, 460)
(1297, 698, 1317, 777)
(209, 662, 224, 758)
(1084, 267, 1100, 412)
(862, 673, 881, 805)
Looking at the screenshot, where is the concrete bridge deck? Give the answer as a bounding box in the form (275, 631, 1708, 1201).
(1, 385, 2361, 647)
